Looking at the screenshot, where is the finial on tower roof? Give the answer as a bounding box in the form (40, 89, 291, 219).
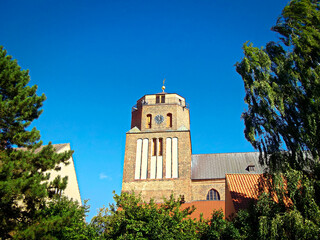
(162, 78, 166, 92)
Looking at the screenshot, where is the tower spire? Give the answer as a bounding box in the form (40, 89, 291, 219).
(162, 78, 166, 92)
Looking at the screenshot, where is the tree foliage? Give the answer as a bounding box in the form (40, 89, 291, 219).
(0, 46, 84, 238)
(200, 210, 240, 240)
(91, 192, 246, 239)
(236, 0, 320, 171)
(14, 197, 99, 240)
(91, 192, 205, 239)
(235, 0, 320, 239)
(232, 167, 320, 240)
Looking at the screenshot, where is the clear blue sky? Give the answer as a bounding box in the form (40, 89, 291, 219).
(1, 0, 289, 220)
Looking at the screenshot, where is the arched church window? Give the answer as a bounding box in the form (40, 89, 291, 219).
(146, 114, 152, 128)
(166, 113, 172, 128)
(206, 189, 220, 200)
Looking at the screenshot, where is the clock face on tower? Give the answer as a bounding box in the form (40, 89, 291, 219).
(155, 115, 164, 124)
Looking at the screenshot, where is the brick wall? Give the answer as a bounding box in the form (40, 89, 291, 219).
(122, 130, 192, 202)
(191, 179, 226, 201)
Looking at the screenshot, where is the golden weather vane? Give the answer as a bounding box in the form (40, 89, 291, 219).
(162, 78, 166, 92)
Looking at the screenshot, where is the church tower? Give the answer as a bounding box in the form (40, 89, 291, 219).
(122, 86, 192, 202)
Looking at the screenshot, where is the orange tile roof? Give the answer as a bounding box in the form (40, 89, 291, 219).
(181, 200, 225, 220)
(226, 174, 261, 212)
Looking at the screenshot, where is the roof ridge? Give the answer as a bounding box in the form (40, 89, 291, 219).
(226, 173, 262, 176)
(52, 143, 69, 146)
(192, 151, 259, 156)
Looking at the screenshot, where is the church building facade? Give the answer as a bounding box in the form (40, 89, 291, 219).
(122, 90, 263, 215)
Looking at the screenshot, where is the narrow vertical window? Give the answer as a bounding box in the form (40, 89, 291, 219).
(152, 138, 157, 156)
(166, 138, 172, 178)
(134, 139, 143, 179)
(156, 96, 160, 103)
(141, 139, 149, 179)
(161, 95, 165, 103)
(166, 113, 172, 128)
(146, 114, 152, 128)
(150, 138, 157, 179)
(172, 137, 178, 178)
(158, 138, 163, 156)
(156, 139, 163, 179)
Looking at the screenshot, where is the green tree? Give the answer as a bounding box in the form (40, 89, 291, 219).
(200, 210, 240, 240)
(91, 192, 206, 239)
(232, 168, 320, 240)
(231, 209, 256, 240)
(235, 0, 320, 239)
(236, 0, 320, 172)
(0, 46, 83, 238)
(14, 197, 99, 240)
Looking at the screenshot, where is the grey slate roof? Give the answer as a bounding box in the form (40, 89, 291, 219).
(191, 152, 265, 180)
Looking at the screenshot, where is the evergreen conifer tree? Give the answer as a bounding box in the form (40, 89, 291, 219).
(0, 46, 74, 238)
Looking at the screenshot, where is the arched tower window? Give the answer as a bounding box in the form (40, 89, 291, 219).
(166, 113, 172, 128)
(206, 189, 220, 200)
(146, 114, 152, 128)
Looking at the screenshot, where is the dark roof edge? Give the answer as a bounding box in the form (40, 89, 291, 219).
(192, 151, 259, 156)
(127, 130, 190, 134)
(136, 93, 185, 102)
(191, 177, 226, 181)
